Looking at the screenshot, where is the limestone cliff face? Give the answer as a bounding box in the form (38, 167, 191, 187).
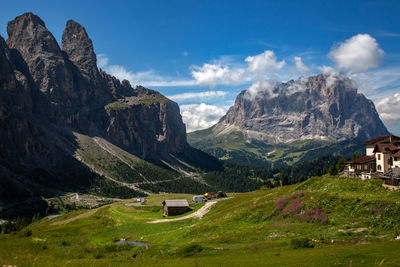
(0, 13, 190, 217)
(4, 12, 187, 158)
(215, 74, 389, 143)
(103, 87, 187, 159)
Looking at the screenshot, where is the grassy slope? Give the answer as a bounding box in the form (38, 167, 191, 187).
(188, 129, 364, 167)
(74, 133, 213, 195)
(1, 177, 400, 266)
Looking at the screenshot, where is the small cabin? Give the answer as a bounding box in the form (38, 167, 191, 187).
(162, 199, 189, 216)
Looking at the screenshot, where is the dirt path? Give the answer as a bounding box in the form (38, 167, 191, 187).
(148, 198, 231, 224)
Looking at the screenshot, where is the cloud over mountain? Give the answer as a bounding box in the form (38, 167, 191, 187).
(180, 103, 229, 132)
(329, 34, 384, 73)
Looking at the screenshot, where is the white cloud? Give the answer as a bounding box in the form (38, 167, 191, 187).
(183, 51, 189, 56)
(245, 81, 278, 99)
(318, 65, 335, 74)
(168, 90, 228, 102)
(97, 54, 109, 68)
(190, 63, 243, 88)
(190, 50, 285, 92)
(105, 64, 196, 87)
(294, 56, 310, 75)
(329, 34, 384, 73)
(180, 103, 228, 132)
(350, 66, 400, 96)
(375, 92, 400, 122)
(245, 50, 285, 78)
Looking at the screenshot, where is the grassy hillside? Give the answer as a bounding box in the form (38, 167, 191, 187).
(188, 129, 364, 168)
(1, 176, 400, 266)
(73, 133, 215, 196)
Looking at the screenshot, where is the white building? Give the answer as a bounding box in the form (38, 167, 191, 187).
(345, 135, 400, 181)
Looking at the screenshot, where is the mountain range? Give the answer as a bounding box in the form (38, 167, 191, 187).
(0, 13, 220, 218)
(188, 74, 389, 167)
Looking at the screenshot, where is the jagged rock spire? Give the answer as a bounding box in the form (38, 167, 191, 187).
(7, 12, 61, 56)
(62, 20, 99, 81)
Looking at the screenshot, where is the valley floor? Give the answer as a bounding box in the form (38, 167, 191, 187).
(1, 176, 400, 266)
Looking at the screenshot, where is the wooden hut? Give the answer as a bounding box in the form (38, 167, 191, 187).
(162, 199, 189, 216)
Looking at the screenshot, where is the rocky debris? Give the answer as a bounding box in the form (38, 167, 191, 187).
(214, 73, 389, 143)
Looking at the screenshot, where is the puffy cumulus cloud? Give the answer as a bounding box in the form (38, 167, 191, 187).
(190, 50, 285, 88)
(168, 90, 228, 102)
(245, 50, 285, 78)
(180, 103, 228, 132)
(190, 63, 243, 89)
(375, 92, 400, 122)
(294, 56, 310, 76)
(329, 34, 384, 73)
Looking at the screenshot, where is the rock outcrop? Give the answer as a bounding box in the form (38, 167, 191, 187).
(0, 13, 196, 218)
(4, 12, 187, 158)
(214, 74, 389, 143)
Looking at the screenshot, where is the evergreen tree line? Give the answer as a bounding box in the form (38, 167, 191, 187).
(204, 155, 350, 191)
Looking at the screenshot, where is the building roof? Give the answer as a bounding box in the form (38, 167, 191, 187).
(363, 135, 393, 145)
(393, 150, 400, 157)
(373, 143, 399, 153)
(348, 155, 375, 164)
(163, 199, 189, 207)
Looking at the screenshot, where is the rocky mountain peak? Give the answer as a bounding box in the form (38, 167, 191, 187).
(216, 73, 389, 143)
(62, 20, 99, 80)
(7, 12, 60, 56)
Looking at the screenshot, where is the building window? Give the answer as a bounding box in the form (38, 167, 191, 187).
(378, 154, 381, 160)
(364, 164, 368, 170)
(377, 165, 381, 171)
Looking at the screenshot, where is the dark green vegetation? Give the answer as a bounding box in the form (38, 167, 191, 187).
(1, 177, 400, 266)
(188, 128, 364, 168)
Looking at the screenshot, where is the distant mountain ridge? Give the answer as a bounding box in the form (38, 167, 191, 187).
(188, 73, 388, 166)
(217, 73, 388, 142)
(0, 13, 220, 218)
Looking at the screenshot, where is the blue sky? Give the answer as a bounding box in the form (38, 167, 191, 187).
(2, 0, 400, 134)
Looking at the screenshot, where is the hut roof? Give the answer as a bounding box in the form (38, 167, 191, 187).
(363, 135, 393, 145)
(163, 199, 189, 207)
(348, 155, 375, 164)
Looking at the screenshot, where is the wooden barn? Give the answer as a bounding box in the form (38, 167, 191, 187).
(162, 199, 189, 216)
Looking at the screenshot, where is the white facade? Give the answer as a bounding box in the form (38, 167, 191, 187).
(376, 152, 383, 172)
(366, 145, 375, 156)
(393, 157, 400, 168)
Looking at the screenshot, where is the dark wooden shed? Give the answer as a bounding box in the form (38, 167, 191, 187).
(162, 199, 189, 216)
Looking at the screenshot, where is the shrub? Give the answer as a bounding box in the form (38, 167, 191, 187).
(290, 238, 314, 249)
(178, 244, 204, 257)
(19, 228, 32, 237)
(247, 210, 266, 223)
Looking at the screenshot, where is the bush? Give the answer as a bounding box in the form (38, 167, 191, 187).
(178, 244, 204, 257)
(19, 228, 32, 237)
(290, 238, 314, 249)
(247, 210, 266, 223)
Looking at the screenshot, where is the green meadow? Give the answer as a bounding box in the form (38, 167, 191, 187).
(1, 176, 400, 266)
